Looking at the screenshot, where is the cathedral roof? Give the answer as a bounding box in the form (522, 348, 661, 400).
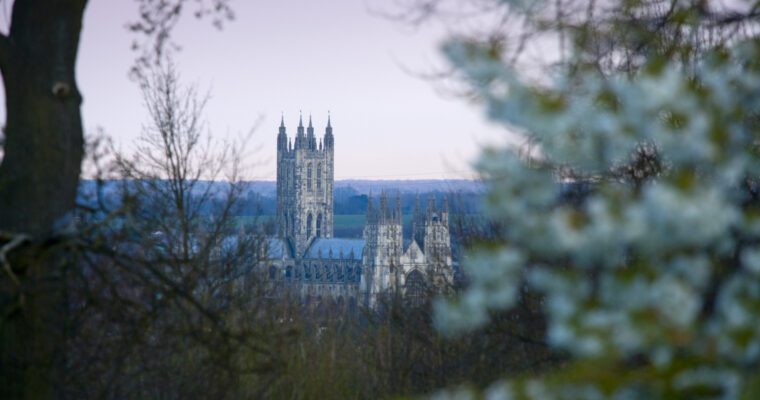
(305, 238, 365, 261)
(265, 237, 292, 259)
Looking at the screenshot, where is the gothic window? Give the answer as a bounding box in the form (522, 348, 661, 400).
(337, 296, 345, 313)
(405, 270, 427, 307)
(356, 266, 362, 282)
(269, 265, 277, 280)
(335, 265, 342, 282)
(317, 163, 322, 189)
(325, 264, 332, 282)
(304, 264, 311, 281)
(316, 214, 322, 238)
(348, 297, 358, 314)
(307, 213, 313, 238)
(307, 163, 312, 191)
(315, 264, 322, 281)
(285, 266, 293, 281)
(346, 265, 353, 282)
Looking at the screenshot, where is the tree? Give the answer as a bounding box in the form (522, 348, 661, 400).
(384, 0, 760, 77)
(0, 1, 233, 398)
(62, 62, 291, 398)
(432, 2, 760, 397)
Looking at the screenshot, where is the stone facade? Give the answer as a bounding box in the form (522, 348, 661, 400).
(268, 114, 453, 308)
(276, 112, 334, 257)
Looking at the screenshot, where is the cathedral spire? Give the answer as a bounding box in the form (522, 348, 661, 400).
(324, 111, 334, 151)
(277, 112, 287, 150)
(306, 113, 316, 150)
(295, 110, 305, 149)
(380, 190, 389, 221)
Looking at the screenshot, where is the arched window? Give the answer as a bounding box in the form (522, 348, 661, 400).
(325, 264, 332, 282)
(317, 163, 322, 189)
(346, 265, 353, 282)
(307, 163, 312, 191)
(283, 212, 288, 236)
(268, 265, 277, 280)
(304, 264, 311, 281)
(337, 296, 345, 313)
(348, 297, 358, 314)
(307, 213, 313, 238)
(336, 265, 344, 282)
(355, 266, 362, 283)
(405, 270, 427, 307)
(316, 214, 322, 238)
(285, 265, 293, 281)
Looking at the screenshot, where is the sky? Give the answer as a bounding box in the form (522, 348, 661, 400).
(2, 0, 518, 181)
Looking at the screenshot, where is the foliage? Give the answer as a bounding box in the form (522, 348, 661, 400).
(434, 5, 760, 397)
(384, 0, 760, 78)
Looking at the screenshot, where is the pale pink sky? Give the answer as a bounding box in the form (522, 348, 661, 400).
(2, 1, 517, 180)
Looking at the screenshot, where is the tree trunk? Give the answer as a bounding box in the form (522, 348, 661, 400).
(0, 0, 88, 398)
(0, 0, 87, 234)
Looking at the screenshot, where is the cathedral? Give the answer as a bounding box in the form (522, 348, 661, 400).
(266, 113, 454, 308)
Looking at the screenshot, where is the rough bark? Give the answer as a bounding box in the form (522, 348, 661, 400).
(0, 1, 88, 398)
(0, 0, 87, 235)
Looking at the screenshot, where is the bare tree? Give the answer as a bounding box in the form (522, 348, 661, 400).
(50, 63, 292, 398)
(0, 2, 237, 398)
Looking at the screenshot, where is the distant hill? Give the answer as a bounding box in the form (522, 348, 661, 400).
(239, 179, 483, 197)
(79, 179, 485, 216)
(333, 179, 483, 194)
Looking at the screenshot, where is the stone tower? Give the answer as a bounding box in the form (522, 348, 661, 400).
(361, 191, 404, 307)
(421, 196, 451, 267)
(276, 112, 334, 257)
(414, 195, 453, 288)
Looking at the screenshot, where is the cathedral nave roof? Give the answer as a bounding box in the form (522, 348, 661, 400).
(305, 238, 365, 261)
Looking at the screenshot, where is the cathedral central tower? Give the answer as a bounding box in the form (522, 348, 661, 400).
(276, 112, 335, 257)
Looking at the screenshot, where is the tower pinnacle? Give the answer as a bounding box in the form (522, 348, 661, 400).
(277, 112, 287, 149)
(324, 111, 334, 150)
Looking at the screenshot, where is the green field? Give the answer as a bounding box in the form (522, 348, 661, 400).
(334, 214, 366, 228)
